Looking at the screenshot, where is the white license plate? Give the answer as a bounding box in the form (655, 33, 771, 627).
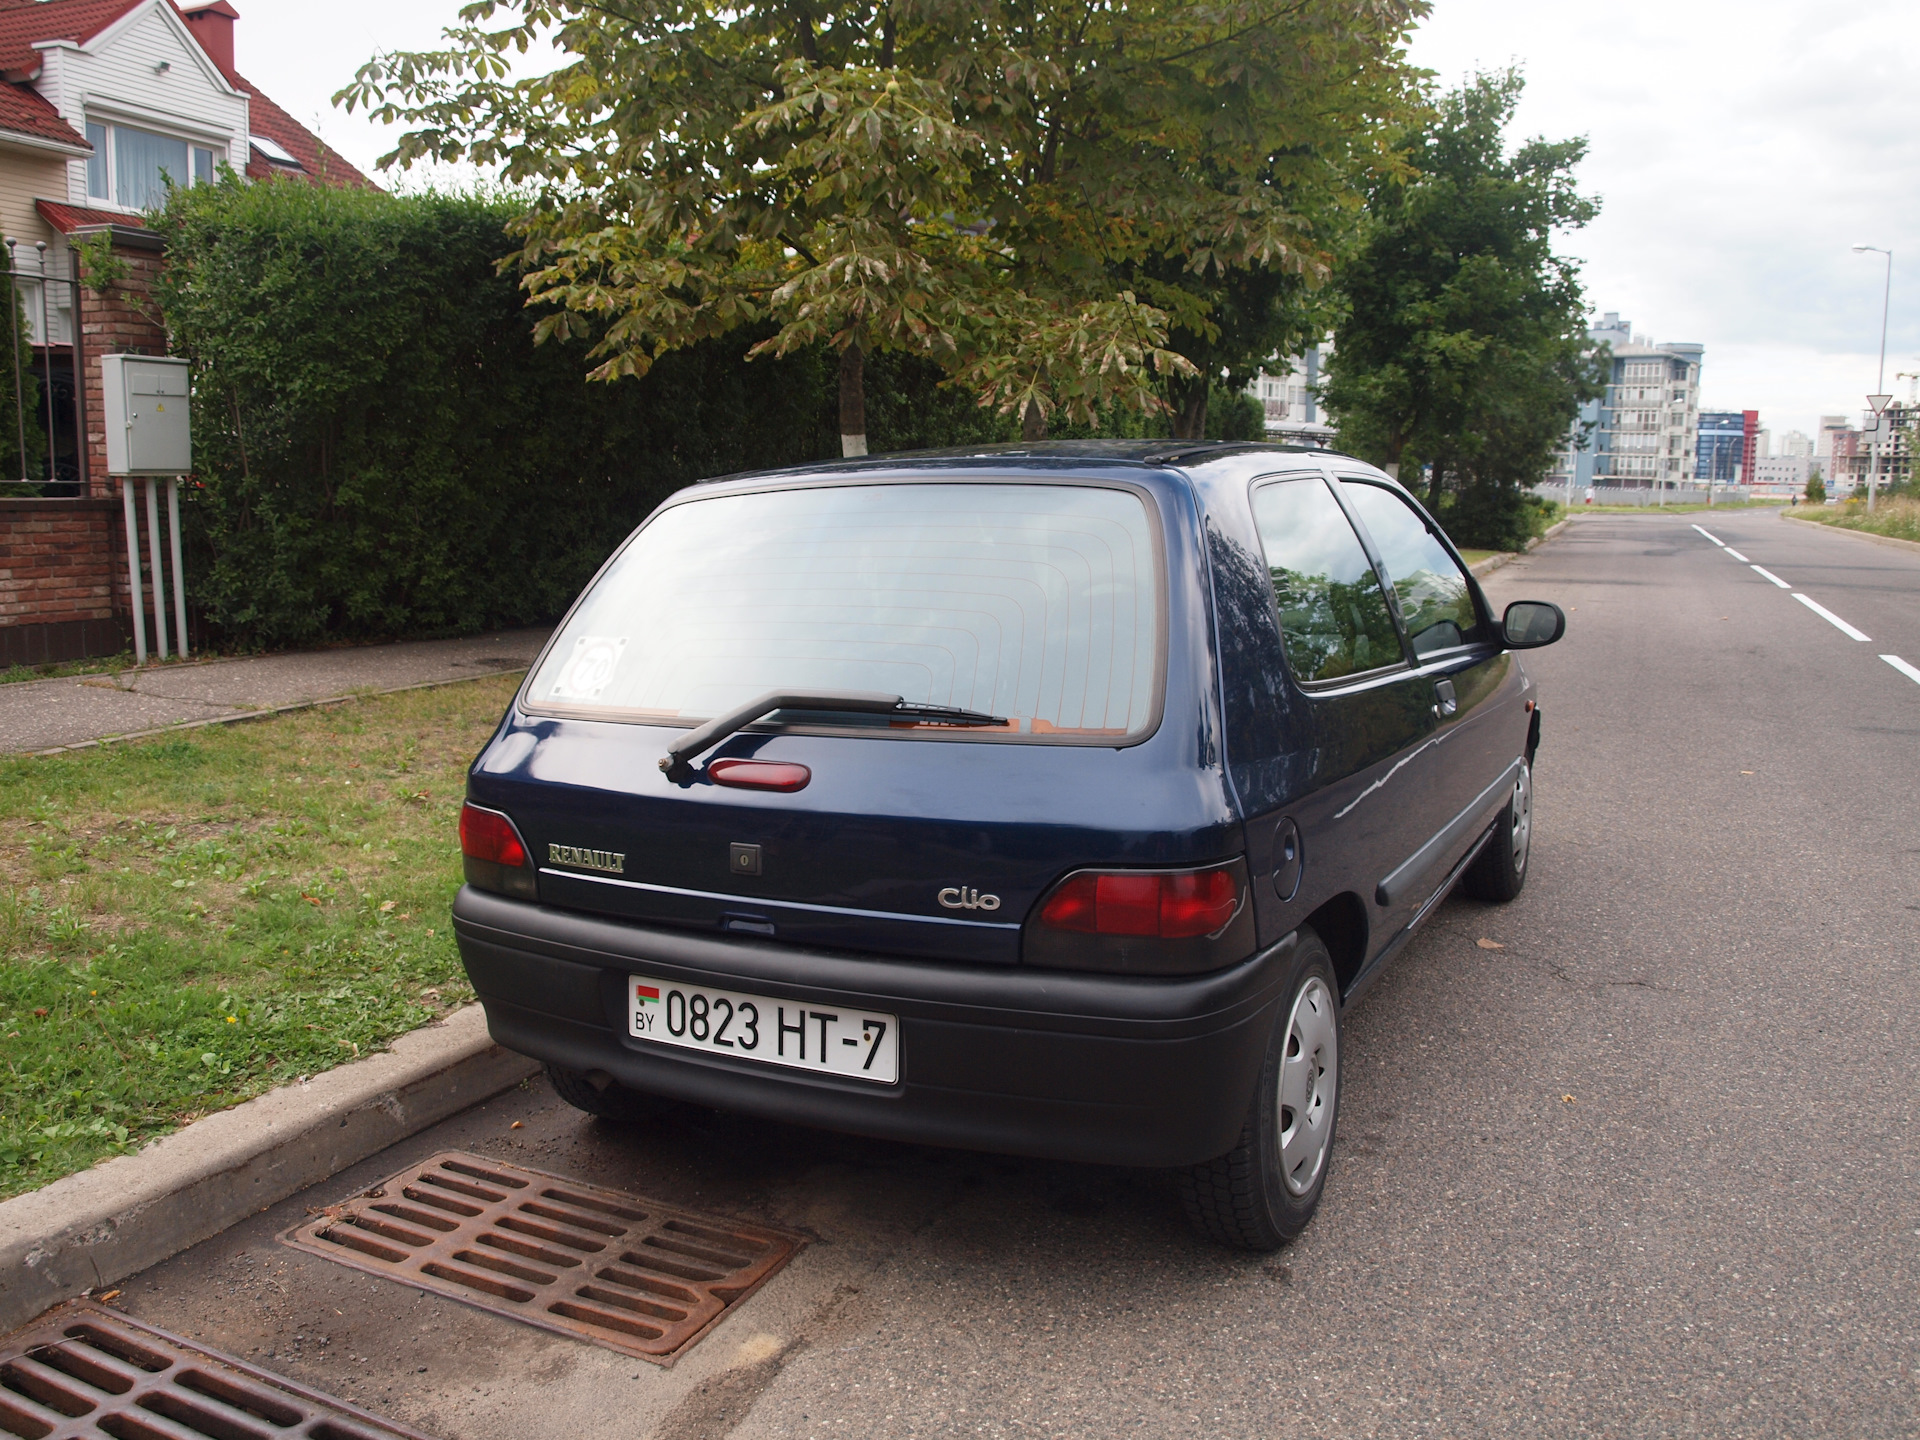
(627, 973, 899, 1084)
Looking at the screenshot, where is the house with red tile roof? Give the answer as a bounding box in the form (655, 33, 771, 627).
(0, 0, 374, 475)
(0, 0, 377, 662)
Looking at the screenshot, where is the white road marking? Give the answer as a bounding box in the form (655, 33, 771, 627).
(1792, 593, 1871, 641)
(1882, 654, 1920, 686)
(1724, 547, 1751, 562)
(1693, 524, 1724, 546)
(1750, 565, 1789, 588)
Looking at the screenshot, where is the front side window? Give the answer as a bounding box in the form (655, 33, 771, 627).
(1252, 477, 1401, 684)
(1338, 481, 1480, 656)
(527, 483, 1163, 740)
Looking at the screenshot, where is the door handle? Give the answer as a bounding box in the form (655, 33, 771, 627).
(1434, 679, 1457, 718)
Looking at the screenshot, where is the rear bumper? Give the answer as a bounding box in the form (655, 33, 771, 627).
(453, 886, 1293, 1168)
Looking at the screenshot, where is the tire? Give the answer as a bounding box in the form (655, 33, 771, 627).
(1462, 759, 1533, 904)
(1178, 928, 1341, 1252)
(546, 1063, 654, 1123)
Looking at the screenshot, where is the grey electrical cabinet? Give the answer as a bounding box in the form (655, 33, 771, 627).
(101, 354, 191, 475)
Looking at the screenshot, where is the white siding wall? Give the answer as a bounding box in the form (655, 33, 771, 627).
(0, 142, 80, 342)
(32, 1, 247, 214)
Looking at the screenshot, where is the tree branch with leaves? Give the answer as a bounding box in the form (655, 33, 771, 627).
(340, 0, 1423, 452)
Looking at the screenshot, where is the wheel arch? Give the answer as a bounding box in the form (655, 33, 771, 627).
(1302, 892, 1368, 994)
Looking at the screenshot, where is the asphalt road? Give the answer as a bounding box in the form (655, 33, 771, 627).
(113, 510, 1919, 1439)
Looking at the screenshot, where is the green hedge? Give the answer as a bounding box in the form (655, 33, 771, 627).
(154, 181, 1012, 648)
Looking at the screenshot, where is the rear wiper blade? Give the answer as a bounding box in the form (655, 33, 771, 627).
(660, 690, 1009, 777)
(887, 700, 1008, 726)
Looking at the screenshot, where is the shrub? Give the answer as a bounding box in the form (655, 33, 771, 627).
(153, 180, 1008, 648)
(1804, 469, 1825, 505)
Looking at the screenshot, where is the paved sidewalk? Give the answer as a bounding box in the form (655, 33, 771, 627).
(1, 629, 550, 755)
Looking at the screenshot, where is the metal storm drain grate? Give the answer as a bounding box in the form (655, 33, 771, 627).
(281, 1152, 803, 1364)
(0, 1300, 433, 1440)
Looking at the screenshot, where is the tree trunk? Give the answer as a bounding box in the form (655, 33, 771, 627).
(1169, 375, 1209, 439)
(1021, 397, 1047, 442)
(1427, 461, 1445, 511)
(839, 346, 867, 457)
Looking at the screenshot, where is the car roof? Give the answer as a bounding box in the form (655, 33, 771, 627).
(694, 439, 1361, 486)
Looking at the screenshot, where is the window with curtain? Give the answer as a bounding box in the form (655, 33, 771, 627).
(85, 122, 108, 199)
(86, 123, 220, 209)
(113, 124, 189, 211)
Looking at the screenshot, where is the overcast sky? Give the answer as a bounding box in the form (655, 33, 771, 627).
(233, 0, 1917, 441)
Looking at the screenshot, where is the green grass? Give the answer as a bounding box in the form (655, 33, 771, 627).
(3, 653, 136, 686)
(1786, 496, 1920, 543)
(0, 673, 522, 1199)
(1456, 548, 1498, 567)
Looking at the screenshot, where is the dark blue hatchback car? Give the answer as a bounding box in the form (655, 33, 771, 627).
(453, 441, 1564, 1250)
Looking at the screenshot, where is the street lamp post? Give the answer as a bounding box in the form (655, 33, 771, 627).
(1853, 244, 1894, 514)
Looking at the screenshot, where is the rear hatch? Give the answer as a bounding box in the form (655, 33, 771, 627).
(467, 469, 1234, 965)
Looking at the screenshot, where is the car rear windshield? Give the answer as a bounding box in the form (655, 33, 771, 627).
(525, 481, 1163, 740)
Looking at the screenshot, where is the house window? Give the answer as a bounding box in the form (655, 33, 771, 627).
(85, 121, 219, 210)
(86, 122, 108, 198)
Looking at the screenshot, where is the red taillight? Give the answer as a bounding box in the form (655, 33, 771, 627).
(459, 803, 528, 869)
(708, 759, 811, 792)
(1039, 866, 1241, 939)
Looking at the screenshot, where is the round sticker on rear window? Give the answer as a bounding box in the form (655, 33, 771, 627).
(549, 636, 627, 701)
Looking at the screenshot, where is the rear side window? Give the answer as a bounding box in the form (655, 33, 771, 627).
(1251, 478, 1402, 683)
(1339, 480, 1480, 656)
(526, 482, 1162, 739)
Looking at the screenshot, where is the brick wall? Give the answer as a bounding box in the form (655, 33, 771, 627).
(0, 227, 167, 664)
(0, 497, 129, 665)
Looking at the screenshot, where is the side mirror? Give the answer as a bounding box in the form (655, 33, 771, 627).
(1502, 600, 1565, 649)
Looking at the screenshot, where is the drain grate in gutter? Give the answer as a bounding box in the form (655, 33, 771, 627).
(281, 1152, 803, 1365)
(0, 1300, 435, 1440)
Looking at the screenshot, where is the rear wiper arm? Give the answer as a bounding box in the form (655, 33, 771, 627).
(660, 690, 1009, 777)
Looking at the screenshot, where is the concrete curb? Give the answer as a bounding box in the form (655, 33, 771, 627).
(1470, 516, 1573, 579)
(1780, 510, 1920, 556)
(30, 668, 527, 758)
(0, 1003, 538, 1333)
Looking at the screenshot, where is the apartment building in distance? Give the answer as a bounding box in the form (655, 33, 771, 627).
(1245, 341, 1336, 446)
(1819, 416, 1863, 494)
(1547, 313, 1702, 490)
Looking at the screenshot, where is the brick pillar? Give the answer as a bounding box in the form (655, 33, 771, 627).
(68, 225, 169, 636)
(72, 225, 168, 500)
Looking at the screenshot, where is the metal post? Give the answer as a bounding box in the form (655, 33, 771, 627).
(68, 246, 87, 495)
(5, 239, 25, 484)
(145, 476, 169, 660)
(35, 241, 53, 486)
(168, 476, 187, 657)
(122, 476, 147, 664)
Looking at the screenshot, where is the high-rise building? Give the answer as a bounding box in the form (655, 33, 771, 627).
(1776, 430, 1814, 459)
(1820, 418, 1864, 494)
(1593, 324, 1703, 486)
(1697, 412, 1746, 482)
(1547, 314, 1702, 491)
